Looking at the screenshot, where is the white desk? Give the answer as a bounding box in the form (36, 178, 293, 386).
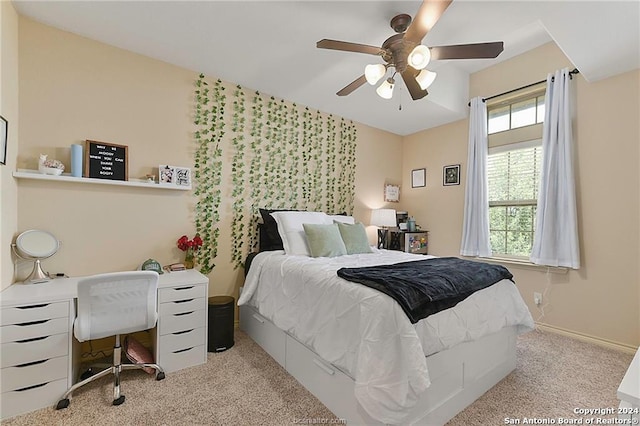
(0, 270, 209, 420)
(618, 347, 640, 422)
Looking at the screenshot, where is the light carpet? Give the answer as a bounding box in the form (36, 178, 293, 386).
(3, 329, 633, 426)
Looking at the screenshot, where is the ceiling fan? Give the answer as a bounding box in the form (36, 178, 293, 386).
(316, 0, 504, 101)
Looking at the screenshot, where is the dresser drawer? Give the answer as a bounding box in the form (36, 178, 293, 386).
(159, 297, 206, 316)
(0, 356, 68, 393)
(1, 377, 68, 420)
(158, 285, 206, 303)
(159, 309, 205, 335)
(160, 327, 206, 354)
(158, 345, 206, 373)
(1, 317, 69, 344)
(1, 301, 69, 325)
(1, 333, 68, 368)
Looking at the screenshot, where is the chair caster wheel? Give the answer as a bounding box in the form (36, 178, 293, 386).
(156, 372, 165, 381)
(113, 395, 125, 406)
(56, 399, 70, 410)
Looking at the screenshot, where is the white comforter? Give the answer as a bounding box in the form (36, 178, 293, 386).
(238, 249, 534, 424)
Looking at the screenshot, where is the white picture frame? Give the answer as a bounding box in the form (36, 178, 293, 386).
(159, 164, 176, 185)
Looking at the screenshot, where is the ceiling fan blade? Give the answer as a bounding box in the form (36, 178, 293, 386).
(317, 39, 384, 56)
(337, 75, 368, 96)
(430, 42, 504, 60)
(404, 0, 453, 43)
(401, 68, 429, 101)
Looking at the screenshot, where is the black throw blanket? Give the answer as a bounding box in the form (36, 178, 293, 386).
(337, 257, 513, 324)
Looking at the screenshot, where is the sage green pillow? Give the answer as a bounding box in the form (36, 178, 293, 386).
(303, 223, 347, 258)
(336, 222, 373, 254)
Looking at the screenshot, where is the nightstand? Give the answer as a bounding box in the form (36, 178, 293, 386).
(389, 230, 428, 254)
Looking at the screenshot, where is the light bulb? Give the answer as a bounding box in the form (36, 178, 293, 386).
(416, 69, 437, 90)
(365, 64, 386, 85)
(376, 78, 395, 99)
(408, 45, 431, 70)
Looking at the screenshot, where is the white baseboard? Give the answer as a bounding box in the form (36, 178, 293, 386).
(535, 322, 638, 355)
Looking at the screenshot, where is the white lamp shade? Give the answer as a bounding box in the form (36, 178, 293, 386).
(376, 79, 395, 99)
(408, 45, 431, 70)
(416, 69, 437, 90)
(365, 64, 386, 85)
(371, 209, 397, 227)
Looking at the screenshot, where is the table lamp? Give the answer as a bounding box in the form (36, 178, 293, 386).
(370, 208, 397, 249)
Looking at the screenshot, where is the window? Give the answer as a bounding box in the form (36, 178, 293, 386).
(488, 140, 542, 258)
(488, 93, 545, 134)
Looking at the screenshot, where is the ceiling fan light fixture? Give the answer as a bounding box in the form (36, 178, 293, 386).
(408, 45, 431, 70)
(416, 69, 437, 90)
(376, 77, 395, 99)
(365, 64, 386, 85)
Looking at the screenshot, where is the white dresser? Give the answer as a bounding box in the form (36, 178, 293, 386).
(0, 270, 208, 420)
(618, 347, 640, 423)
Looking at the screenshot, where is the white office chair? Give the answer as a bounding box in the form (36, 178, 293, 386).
(56, 271, 165, 409)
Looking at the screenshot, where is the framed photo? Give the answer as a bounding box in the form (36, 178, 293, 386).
(384, 183, 400, 203)
(159, 164, 176, 184)
(174, 167, 192, 187)
(443, 164, 461, 186)
(0, 115, 7, 165)
(411, 168, 426, 188)
(159, 165, 191, 187)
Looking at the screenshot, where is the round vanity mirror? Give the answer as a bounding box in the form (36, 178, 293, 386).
(13, 229, 60, 283)
(16, 229, 59, 259)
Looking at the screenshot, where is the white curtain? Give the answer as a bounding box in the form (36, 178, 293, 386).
(460, 97, 492, 257)
(530, 68, 580, 268)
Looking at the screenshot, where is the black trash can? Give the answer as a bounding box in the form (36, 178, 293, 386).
(207, 296, 235, 352)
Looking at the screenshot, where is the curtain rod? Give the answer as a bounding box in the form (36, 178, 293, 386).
(468, 68, 579, 107)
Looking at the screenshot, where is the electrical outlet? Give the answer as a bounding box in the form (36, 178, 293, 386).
(534, 292, 542, 306)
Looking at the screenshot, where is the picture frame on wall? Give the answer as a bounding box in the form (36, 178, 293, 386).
(411, 168, 426, 188)
(0, 115, 7, 166)
(443, 164, 461, 186)
(159, 165, 192, 187)
(384, 183, 400, 203)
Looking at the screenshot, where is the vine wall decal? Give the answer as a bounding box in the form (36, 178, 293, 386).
(194, 75, 357, 270)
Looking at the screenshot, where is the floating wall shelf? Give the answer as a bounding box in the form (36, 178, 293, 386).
(13, 169, 192, 191)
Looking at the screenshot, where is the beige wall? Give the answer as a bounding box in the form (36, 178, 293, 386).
(12, 18, 402, 301)
(1, 1, 20, 290)
(403, 42, 640, 347)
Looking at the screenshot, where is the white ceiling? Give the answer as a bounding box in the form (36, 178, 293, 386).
(12, 0, 640, 136)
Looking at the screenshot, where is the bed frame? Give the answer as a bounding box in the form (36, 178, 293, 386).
(239, 302, 517, 425)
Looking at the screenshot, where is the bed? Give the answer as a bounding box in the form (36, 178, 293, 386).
(238, 211, 534, 425)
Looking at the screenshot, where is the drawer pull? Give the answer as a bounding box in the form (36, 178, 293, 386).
(16, 335, 49, 344)
(15, 359, 49, 368)
(16, 319, 50, 327)
(312, 359, 335, 376)
(174, 286, 194, 291)
(252, 314, 265, 324)
(14, 382, 49, 392)
(172, 347, 194, 354)
(174, 299, 194, 304)
(17, 304, 49, 310)
(172, 329, 194, 335)
(174, 311, 194, 317)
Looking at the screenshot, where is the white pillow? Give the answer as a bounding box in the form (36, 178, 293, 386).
(270, 211, 331, 256)
(328, 214, 355, 225)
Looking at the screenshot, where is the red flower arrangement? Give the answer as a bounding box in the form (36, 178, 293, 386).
(177, 234, 203, 252)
